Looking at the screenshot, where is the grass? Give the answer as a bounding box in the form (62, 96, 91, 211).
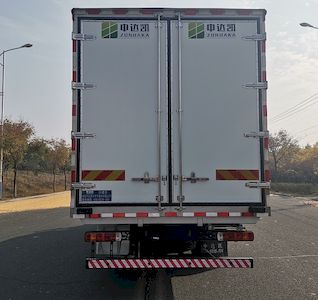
(3, 170, 70, 199)
(271, 182, 318, 197)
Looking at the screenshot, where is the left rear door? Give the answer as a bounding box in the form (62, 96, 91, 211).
(77, 17, 168, 205)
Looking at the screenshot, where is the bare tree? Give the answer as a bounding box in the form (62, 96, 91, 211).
(269, 130, 299, 174)
(294, 144, 318, 183)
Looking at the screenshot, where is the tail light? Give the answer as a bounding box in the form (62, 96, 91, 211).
(217, 231, 254, 241)
(84, 232, 122, 242)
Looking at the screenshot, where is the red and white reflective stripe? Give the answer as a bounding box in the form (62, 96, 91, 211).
(72, 213, 85, 219)
(71, 170, 76, 183)
(71, 12, 79, 208)
(87, 258, 253, 269)
(236, 9, 253, 15)
(261, 71, 267, 82)
(72, 40, 76, 53)
(72, 104, 77, 117)
(72, 8, 266, 18)
(72, 212, 255, 219)
(210, 9, 226, 15)
(182, 212, 247, 217)
(71, 14, 78, 191)
(264, 137, 269, 150)
(140, 9, 161, 15)
(265, 169, 271, 181)
(112, 8, 128, 15)
(262, 105, 267, 117)
(165, 211, 177, 217)
(85, 9, 101, 15)
(259, 15, 269, 183)
(183, 9, 198, 15)
(71, 138, 76, 151)
(137, 8, 262, 16)
(72, 70, 76, 82)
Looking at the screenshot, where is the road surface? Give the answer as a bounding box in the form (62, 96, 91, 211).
(0, 193, 317, 299)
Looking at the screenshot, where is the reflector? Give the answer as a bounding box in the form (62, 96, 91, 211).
(85, 232, 122, 242)
(217, 231, 254, 241)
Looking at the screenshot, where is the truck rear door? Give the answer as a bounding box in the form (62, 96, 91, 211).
(73, 11, 267, 208)
(170, 17, 266, 205)
(77, 17, 168, 204)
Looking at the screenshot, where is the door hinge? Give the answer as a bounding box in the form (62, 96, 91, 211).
(242, 33, 266, 41)
(72, 82, 95, 90)
(72, 33, 96, 41)
(71, 182, 96, 190)
(246, 182, 270, 189)
(156, 195, 164, 202)
(244, 131, 269, 138)
(243, 82, 268, 89)
(182, 172, 209, 183)
(177, 195, 185, 202)
(72, 132, 96, 139)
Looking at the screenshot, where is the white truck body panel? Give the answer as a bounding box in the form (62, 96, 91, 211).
(71, 8, 269, 224)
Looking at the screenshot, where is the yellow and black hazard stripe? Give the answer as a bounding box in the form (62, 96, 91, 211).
(216, 170, 259, 180)
(82, 170, 125, 181)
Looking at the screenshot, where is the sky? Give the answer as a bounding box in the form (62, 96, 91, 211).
(1, 0, 318, 145)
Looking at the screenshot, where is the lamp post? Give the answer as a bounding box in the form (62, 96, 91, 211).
(0, 43, 33, 199)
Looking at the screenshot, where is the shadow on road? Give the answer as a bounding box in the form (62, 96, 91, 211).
(0, 224, 180, 300)
(0, 206, 213, 300)
(0, 225, 141, 299)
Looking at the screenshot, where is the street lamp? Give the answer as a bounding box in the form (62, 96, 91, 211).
(300, 22, 318, 29)
(0, 43, 33, 199)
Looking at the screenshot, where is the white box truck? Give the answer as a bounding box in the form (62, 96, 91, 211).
(71, 8, 270, 270)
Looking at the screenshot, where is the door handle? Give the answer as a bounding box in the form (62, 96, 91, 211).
(174, 172, 209, 183)
(132, 172, 167, 184)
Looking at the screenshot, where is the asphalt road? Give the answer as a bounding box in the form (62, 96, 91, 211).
(0, 194, 317, 299)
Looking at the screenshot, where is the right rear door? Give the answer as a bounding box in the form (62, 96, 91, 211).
(170, 17, 263, 205)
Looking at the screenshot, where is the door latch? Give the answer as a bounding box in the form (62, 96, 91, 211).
(182, 172, 209, 183)
(246, 182, 270, 189)
(71, 182, 95, 190)
(72, 132, 96, 139)
(132, 172, 160, 184)
(244, 131, 269, 139)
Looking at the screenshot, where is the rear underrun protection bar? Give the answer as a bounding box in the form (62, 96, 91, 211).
(86, 257, 253, 269)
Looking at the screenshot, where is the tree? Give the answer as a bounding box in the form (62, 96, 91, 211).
(269, 130, 300, 176)
(22, 138, 50, 174)
(3, 119, 34, 197)
(60, 144, 71, 190)
(47, 139, 70, 192)
(294, 144, 318, 183)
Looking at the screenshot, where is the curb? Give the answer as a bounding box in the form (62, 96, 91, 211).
(271, 192, 318, 201)
(0, 191, 70, 203)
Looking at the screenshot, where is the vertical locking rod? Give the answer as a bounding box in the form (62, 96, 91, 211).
(177, 13, 185, 209)
(156, 14, 164, 210)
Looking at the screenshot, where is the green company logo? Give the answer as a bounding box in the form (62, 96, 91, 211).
(188, 22, 204, 39)
(102, 22, 118, 38)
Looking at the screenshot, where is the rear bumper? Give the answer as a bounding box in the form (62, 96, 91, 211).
(86, 257, 253, 269)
